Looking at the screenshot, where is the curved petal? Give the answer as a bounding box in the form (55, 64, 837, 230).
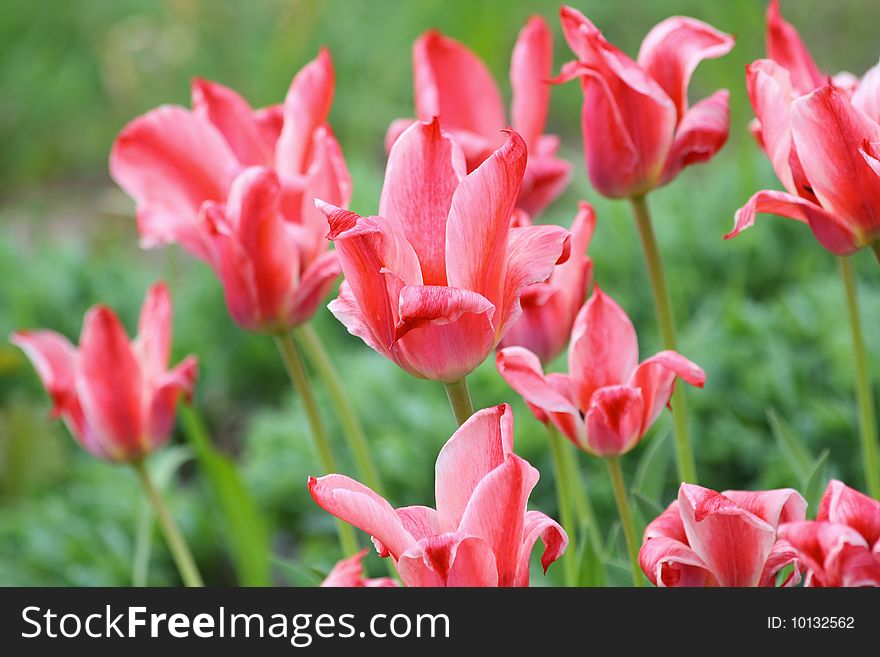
(660, 90, 730, 186)
(517, 150, 572, 217)
(146, 354, 197, 450)
(109, 105, 238, 260)
(636, 16, 734, 119)
(644, 501, 688, 543)
(435, 404, 514, 532)
(818, 480, 880, 547)
(133, 281, 172, 381)
(517, 510, 568, 586)
(397, 533, 499, 587)
(496, 347, 581, 418)
(446, 129, 527, 312)
(394, 285, 496, 382)
(721, 488, 807, 529)
(569, 286, 639, 410)
(629, 350, 706, 436)
(510, 16, 552, 150)
(308, 474, 414, 560)
(327, 281, 385, 355)
(396, 505, 440, 542)
(275, 48, 334, 178)
(852, 63, 880, 124)
(10, 330, 79, 419)
(791, 85, 880, 243)
(678, 484, 777, 587)
(321, 549, 397, 587)
(726, 189, 860, 255)
(76, 306, 143, 461)
(253, 103, 284, 153)
(413, 30, 505, 139)
(191, 78, 272, 166)
(287, 250, 340, 327)
(758, 539, 802, 587)
(497, 223, 571, 338)
(779, 520, 869, 586)
(584, 384, 645, 456)
(379, 119, 466, 285)
(384, 118, 415, 154)
(766, 0, 824, 94)
(639, 536, 714, 587)
(458, 454, 538, 586)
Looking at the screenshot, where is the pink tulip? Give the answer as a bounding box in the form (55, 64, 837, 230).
(498, 202, 595, 365)
(385, 17, 571, 216)
(779, 480, 880, 587)
(320, 549, 398, 588)
(10, 283, 197, 463)
(497, 287, 705, 457)
(110, 50, 351, 329)
(639, 483, 807, 587)
(727, 1, 880, 254)
(309, 404, 567, 587)
(556, 6, 734, 198)
(318, 119, 571, 383)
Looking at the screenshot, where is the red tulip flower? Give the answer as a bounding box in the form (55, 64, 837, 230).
(639, 484, 807, 587)
(497, 287, 705, 457)
(320, 549, 398, 588)
(309, 404, 567, 587)
(110, 50, 350, 330)
(557, 6, 734, 198)
(727, 1, 880, 254)
(10, 283, 197, 463)
(498, 202, 595, 365)
(386, 17, 571, 216)
(318, 119, 571, 383)
(779, 480, 880, 587)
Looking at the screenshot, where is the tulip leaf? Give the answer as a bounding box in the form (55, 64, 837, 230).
(803, 448, 830, 513)
(767, 408, 813, 484)
(272, 556, 324, 587)
(180, 404, 271, 586)
(575, 521, 607, 587)
(632, 488, 666, 538)
(632, 428, 672, 503)
(131, 445, 192, 586)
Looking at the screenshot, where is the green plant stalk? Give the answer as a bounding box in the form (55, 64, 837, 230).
(605, 457, 643, 587)
(872, 242, 880, 266)
(443, 377, 475, 426)
(556, 429, 603, 557)
(838, 256, 880, 498)
(295, 324, 385, 496)
(629, 194, 698, 484)
(546, 425, 578, 586)
(132, 460, 203, 587)
(274, 333, 358, 556)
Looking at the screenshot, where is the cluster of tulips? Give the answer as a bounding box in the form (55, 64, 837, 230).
(12, 1, 880, 587)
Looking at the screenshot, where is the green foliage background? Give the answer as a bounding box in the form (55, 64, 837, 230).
(1, 0, 878, 585)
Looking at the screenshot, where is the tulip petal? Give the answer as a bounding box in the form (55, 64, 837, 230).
(397, 533, 499, 587)
(10, 330, 79, 420)
(639, 536, 714, 587)
(321, 549, 394, 587)
(518, 510, 568, 585)
(394, 285, 496, 382)
(721, 488, 807, 528)
(446, 130, 527, 312)
(191, 78, 272, 166)
(254, 104, 284, 153)
(287, 250, 341, 327)
(637, 16, 734, 119)
(585, 385, 645, 456)
(379, 119, 466, 285)
(852, 63, 880, 124)
(109, 106, 238, 260)
(510, 16, 552, 150)
(766, 0, 825, 94)
(459, 454, 538, 586)
(496, 347, 581, 416)
(308, 474, 414, 561)
(77, 306, 143, 460)
(630, 350, 706, 436)
(517, 149, 573, 217)
(660, 90, 730, 186)
(413, 30, 506, 140)
(327, 281, 384, 354)
(133, 281, 172, 381)
(498, 224, 571, 338)
(275, 48, 334, 178)
(384, 118, 415, 154)
(758, 539, 802, 587)
(818, 480, 880, 547)
(396, 505, 440, 542)
(146, 354, 197, 450)
(644, 501, 688, 543)
(435, 404, 514, 532)
(779, 520, 869, 586)
(727, 189, 859, 255)
(569, 287, 639, 410)
(791, 85, 880, 242)
(678, 484, 777, 587)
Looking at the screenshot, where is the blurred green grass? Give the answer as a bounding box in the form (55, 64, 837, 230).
(1, 0, 879, 585)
